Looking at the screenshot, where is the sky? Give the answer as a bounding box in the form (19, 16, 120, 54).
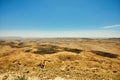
(0, 0, 120, 38)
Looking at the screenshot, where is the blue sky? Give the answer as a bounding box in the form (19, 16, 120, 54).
(0, 0, 120, 37)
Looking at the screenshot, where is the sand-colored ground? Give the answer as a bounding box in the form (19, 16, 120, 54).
(0, 38, 120, 80)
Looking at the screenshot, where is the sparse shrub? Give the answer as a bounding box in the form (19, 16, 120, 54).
(37, 63, 45, 68)
(14, 75, 27, 80)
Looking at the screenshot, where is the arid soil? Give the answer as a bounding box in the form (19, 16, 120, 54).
(0, 38, 120, 80)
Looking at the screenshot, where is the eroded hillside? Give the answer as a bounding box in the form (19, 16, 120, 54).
(0, 38, 120, 80)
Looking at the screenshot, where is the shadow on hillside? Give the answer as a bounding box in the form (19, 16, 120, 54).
(91, 50, 118, 58)
(33, 44, 82, 54)
(64, 48, 82, 53)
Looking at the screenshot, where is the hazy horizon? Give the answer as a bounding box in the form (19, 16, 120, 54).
(0, 30, 120, 38)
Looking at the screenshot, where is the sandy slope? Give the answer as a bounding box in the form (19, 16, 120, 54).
(0, 38, 120, 80)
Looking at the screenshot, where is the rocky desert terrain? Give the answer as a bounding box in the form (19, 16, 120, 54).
(0, 38, 120, 80)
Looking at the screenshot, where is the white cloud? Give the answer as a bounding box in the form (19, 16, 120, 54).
(102, 24, 120, 29)
(0, 30, 120, 38)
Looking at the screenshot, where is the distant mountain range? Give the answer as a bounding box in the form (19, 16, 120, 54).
(0, 36, 22, 40)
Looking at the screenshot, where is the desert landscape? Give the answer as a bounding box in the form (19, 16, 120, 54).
(0, 38, 120, 80)
(1, 0, 120, 79)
